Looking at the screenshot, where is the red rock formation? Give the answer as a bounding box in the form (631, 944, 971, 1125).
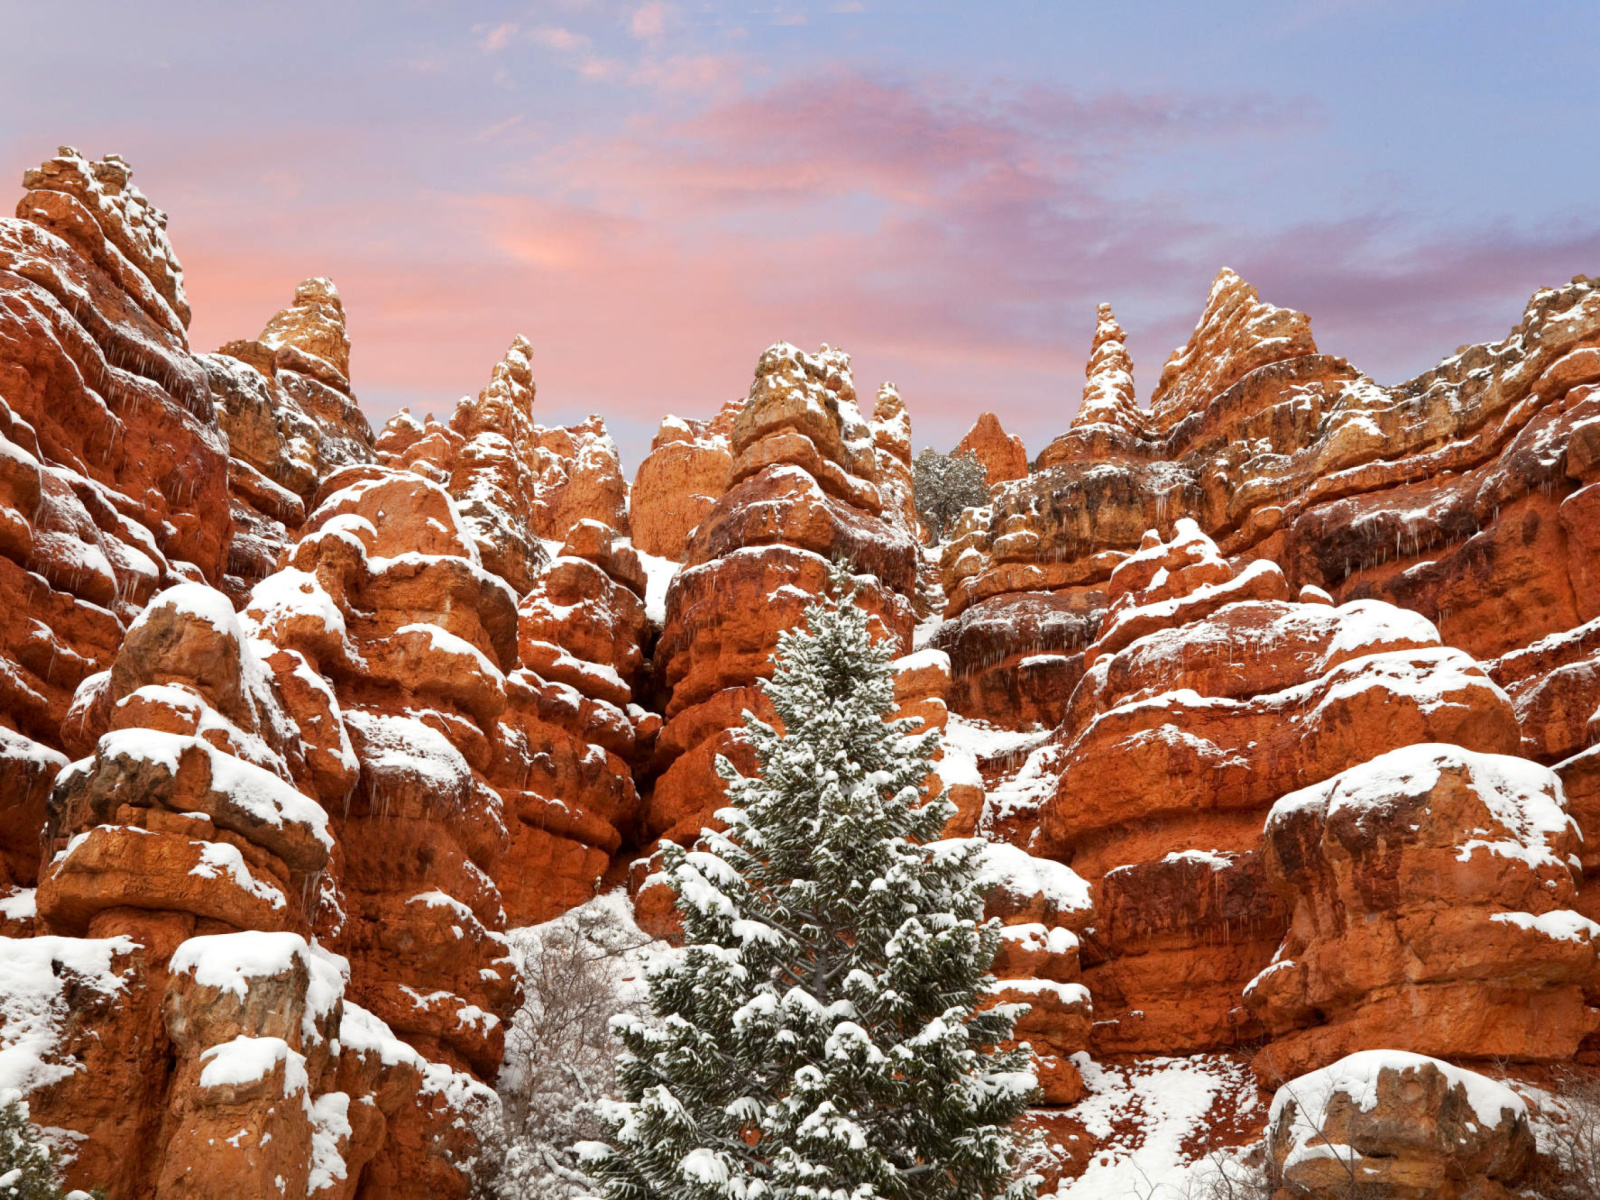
(968, 840, 1095, 1103)
(908, 270, 1600, 1186)
(0, 151, 511, 1200)
(378, 336, 631, 583)
(242, 465, 520, 1080)
(644, 343, 919, 857)
(994, 521, 1520, 1056)
(869, 383, 921, 539)
(929, 580, 1104, 731)
(948, 274, 1600, 666)
(209, 278, 376, 600)
(15, 578, 486, 1199)
(5, 136, 1600, 1199)
(1265, 1052, 1534, 1199)
(919, 271, 1600, 1066)
(1074, 303, 1140, 431)
(1149, 267, 1317, 429)
(503, 517, 651, 924)
(630, 400, 740, 561)
(0, 148, 232, 787)
(1247, 745, 1599, 1081)
(954, 411, 1027, 486)
(1486, 616, 1600, 772)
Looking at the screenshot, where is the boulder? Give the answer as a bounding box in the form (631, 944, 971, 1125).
(1266, 1052, 1534, 1199)
(1247, 745, 1600, 1081)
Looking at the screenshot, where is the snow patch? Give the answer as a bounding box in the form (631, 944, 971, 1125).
(198, 1035, 308, 1095)
(1051, 1053, 1262, 1199)
(0, 936, 136, 1099)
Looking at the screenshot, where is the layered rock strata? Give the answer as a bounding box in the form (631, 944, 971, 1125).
(22, 579, 495, 1198)
(1265, 1051, 1534, 1200)
(642, 342, 922, 861)
(0, 147, 231, 805)
(968, 841, 1096, 1104)
(629, 399, 741, 561)
(1248, 745, 1600, 1080)
(0, 152, 507, 1199)
(943, 270, 1600, 722)
(4, 136, 1600, 1199)
(208, 277, 376, 600)
(988, 520, 1523, 1056)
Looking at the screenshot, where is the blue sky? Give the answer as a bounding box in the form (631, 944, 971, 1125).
(3, 1, 1596, 468)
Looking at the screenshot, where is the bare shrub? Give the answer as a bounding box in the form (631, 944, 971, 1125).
(1527, 1066, 1600, 1199)
(1184, 1145, 1275, 1200)
(474, 894, 656, 1200)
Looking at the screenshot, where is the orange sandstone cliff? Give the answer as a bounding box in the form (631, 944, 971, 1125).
(1, 147, 1598, 1198)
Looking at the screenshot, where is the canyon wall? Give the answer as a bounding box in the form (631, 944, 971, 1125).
(0, 147, 1597, 1196)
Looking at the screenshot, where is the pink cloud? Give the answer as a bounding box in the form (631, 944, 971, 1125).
(477, 22, 518, 52)
(629, 53, 743, 96)
(629, 2, 670, 40)
(102, 67, 1597, 472)
(529, 26, 592, 52)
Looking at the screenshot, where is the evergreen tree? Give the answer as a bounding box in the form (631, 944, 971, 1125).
(912, 449, 989, 543)
(0, 1099, 70, 1200)
(581, 565, 1038, 1200)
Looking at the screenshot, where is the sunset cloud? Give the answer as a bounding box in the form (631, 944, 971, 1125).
(528, 26, 591, 52)
(8, 2, 1592, 470)
(477, 21, 518, 52)
(629, 2, 671, 40)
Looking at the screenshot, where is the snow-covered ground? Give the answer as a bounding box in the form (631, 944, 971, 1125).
(1049, 1054, 1264, 1200)
(944, 712, 1048, 764)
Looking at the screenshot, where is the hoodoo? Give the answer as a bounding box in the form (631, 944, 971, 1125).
(1, 142, 1598, 1199)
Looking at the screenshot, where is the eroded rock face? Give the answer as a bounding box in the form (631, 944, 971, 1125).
(242, 465, 521, 1080)
(42, 584, 334, 938)
(966, 841, 1095, 1103)
(869, 383, 920, 539)
(152, 934, 494, 1200)
(14, 578, 490, 1200)
(1248, 745, 1599, 1081)
(1149, 268, 1318, 430)
(991, 521, 1520, 1056)
(4, 136, 1600, 1199)
(943, 272, 1600, 710)
(0, 150, 503, 1200)
(630, 401, 740, 561)
(954, 411, 1027, 486)
(0, 147, 232, 793)
(1073, 303, 1140, 432)
(504, 517, 652, 924)
(1266, 1052, 1534, 1199)
(209, 277, 377, 600)
(378, 337, 630, 587)
(644, 343, 919, 860)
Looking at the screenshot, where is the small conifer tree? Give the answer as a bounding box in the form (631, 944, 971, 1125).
(0, 1099, 70, 1200)
(581, 564, 1037, 1200)
(912, 449, 989, 543)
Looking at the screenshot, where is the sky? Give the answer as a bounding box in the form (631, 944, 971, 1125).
(3, 1, 1597, 471)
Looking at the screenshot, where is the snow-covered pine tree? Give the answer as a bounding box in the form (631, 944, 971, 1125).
(580, 564, 1038, 1200)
